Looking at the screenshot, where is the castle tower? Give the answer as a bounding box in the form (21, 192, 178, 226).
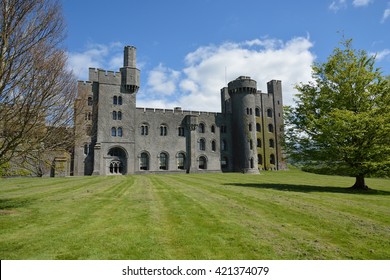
(120, 46, 140, 94)
(228, 76, 259, 174)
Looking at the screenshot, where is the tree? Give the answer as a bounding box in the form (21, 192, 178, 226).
(0, 0, 78, 171)
(285, 39, 390, 190)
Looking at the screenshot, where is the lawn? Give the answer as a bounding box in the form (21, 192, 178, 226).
(0, 169, 389, 260)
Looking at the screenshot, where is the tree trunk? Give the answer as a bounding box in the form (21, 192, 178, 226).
(351, 174, 369, 190)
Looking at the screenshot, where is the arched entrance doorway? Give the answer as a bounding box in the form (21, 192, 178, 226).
(107, 147, 127, 175)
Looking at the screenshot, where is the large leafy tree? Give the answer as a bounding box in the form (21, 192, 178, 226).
(285, 39, 390, 190)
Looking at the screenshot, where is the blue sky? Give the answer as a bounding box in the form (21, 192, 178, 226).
(62, 0, 390, 111)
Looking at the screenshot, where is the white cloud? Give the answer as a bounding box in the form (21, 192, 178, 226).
(382, 4, 390, 23)
(67, 42, 123, 80)
(145, 64, 180, 96)
(352, 0, 373, 7)
(371, 49, 390, 61)
(329, 0, 347, 11)
(140, 37, 315, 111)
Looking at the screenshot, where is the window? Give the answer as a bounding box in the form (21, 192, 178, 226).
(159, 152, 168, 170)
(256, 123, 261, 132)
(250, 108, 253, 115)
(198, 123, 205, 133)
(87, 97, 93, 106)
(112, 111, 117, 120)
(221, 139, 227, 151)
(267, 108, 273, 118)
(160, 125, 167, 136)
(270, 154, 276, 165)
(140, 152, 149, 170)
(211, 140, 216, 151)
(198, 156, 207, 169)
(117, 111, 122, 120)
(269, 138, 274, 148)
(109, 160, 122, 174)
(246, 108, 250, 115)
(83, 144, 89, 155)
(249, 139, 253, 150)
(211, 125, 215, 133)
(141, 124, 149, 135)
(117, 127, 123, 137)
(221, 125, 227, 133)
(113, 96, 117, 105)
(255, 107, 260, 117)
(221, 156, 228, 169)
(178, 126, 185, 136)
(118, 96, 123, 105)
(111, 127, 116, 137)
(268, 124, 274, 133)
(199, 138, 205, 151)
(250, 158, 254, 169)
(257, 138, 261, 148)
(177, 152, 186, 170)
(248, 123, 252, 131)
(258, 154, 263, 165)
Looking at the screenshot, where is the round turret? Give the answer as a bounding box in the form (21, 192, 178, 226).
(228, 76, 259, 174)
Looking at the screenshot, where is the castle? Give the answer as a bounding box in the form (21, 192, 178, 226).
(73, 46, 285, 176)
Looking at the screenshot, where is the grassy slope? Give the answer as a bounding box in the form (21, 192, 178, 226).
(0, 169, 389, 260)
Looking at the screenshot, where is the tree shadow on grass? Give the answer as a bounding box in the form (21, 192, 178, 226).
(224, 183, 390, 196)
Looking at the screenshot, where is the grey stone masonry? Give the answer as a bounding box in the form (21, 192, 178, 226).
(73, 46, 286, 175)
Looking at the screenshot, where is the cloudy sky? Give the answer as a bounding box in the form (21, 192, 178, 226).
(63, 0, 390, 111)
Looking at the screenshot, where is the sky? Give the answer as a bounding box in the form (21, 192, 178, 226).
(62, 0, 390, 111)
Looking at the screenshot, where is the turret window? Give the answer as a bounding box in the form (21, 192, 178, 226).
(117, 111, 122, 120)
(255, 107, 260, 116)
(267, 108, 273, 118)
(113, 111, 117, 120)
(178, 126, 185, 136)
(268, 124, 274, 133)
(257, 138, 262, 147)
(117, 127, 123, 137)
(199, 138, 206, 151)
(248, 123, 252, 131)
(221, 139, 227, 151)
(141, 124, 149, 135)
(87, 97, 93, 106)
(211, 140, 216, 151)
(269, 139, 274, 148)
(198, 123, 205, 133)
(111, 127, 116, 137)
(113, 96, 117, 105)
(256, 123, 261, 132)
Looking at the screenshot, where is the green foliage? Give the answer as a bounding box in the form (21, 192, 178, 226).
(285, 39, 390, 182)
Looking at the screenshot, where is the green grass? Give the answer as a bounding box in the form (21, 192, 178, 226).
(0, 169, 389, 260)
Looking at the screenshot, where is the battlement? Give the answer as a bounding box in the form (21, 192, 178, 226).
(136, 107, 221, 116)
(88, 68, 121, 85)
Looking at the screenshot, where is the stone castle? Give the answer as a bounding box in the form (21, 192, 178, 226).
(73, 46, 285, 175)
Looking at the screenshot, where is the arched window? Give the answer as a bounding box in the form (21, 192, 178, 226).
(211, 125, 215, 133)
(109, 160, 122, 174)
(258, 154, 263, 165)
(117, 127, 123, 137)
(257, 138, 261, 147)
(198, 123, 205, 133)
(198, 156, 207, 169)
(113, 96, 117, 105)
(255, 107, 260, 117)
(112, 111, 117, 120)
(177, 152, 186, 170)
(268, 124, 274, 133)
(250, 108, 253, 115)
(141, 124, 149, 135)
(256, 123, 261, 132)
(88, 97, 93, 106)
(269, 138, 274, 148)
(270, 154, 276, 165)
(118, 96, 123, 105)
(160, 125, 167, 136)
(211, 140, 216, 151)
(199, 138, 206, 151)
(267, 108, 273, 118)
(86, 125, 92, 136)
(140, 152, 149, 170)
(117, 111, 122, 120)
(246, 108, 250, 115)
(250, 139, 253, 150)
(111, 127, 116, 137)
(159, 152, 168, 170)
(250, 158, 254, 168)
(248, 123, 252, 131)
